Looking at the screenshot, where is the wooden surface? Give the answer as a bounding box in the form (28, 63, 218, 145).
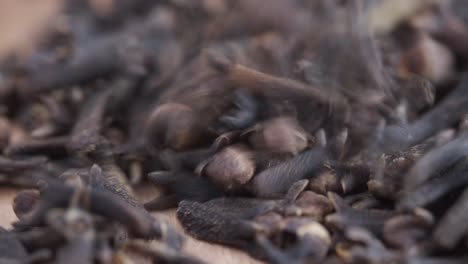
(0, 187, 262, 264)
(0, 188, 19, 229)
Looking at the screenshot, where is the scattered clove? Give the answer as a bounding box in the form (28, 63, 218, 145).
(251, 146, 327, 198)
(197, 144, 255, 190)
(0, 1, 468, 263)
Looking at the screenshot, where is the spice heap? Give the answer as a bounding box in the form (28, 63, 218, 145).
(1, 0, 468, 263)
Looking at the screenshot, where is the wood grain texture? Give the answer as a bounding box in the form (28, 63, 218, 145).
(0, 187, 262, 264)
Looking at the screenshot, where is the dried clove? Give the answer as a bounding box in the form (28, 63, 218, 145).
(31, 96, 72, 138)
(196, 144, 255, 190)
(68, 88, 112, 155)
(293, 191, 334, 220)
(0, 227, 28, 261)
(145, 170, 223, 211)
(15, 227, 65, 252)
(245, 117, 309, 155)
(383, 209, 434, 249)
(0, 156, 47, 173)
(398, 163, 468, 209)
(377, 75, 468, 153)
(337, 164, 370, 194)
(209, 55, 348, 108)
(218, 89, 258, 131)
(1, 1, 468, 263)
(403, 133, 468, 192)
(433, 186, 468, 248)
(256, 218, 331, 264)
(14, 179, 172, 240)
(4, 136, 68, 158)
(12, 189, 40, 220)
(307, 169, 342, 195)
(251, 146, 327, 198)
(177, 199, 265, 258)
(47, 208, 95, 264)
(326, 192, 396, 236)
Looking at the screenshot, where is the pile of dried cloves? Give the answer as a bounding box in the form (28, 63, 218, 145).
(2, 0, 468, 263)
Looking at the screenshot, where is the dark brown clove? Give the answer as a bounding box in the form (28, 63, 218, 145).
(15, 227, 65, 252)
(0, 117, 12, 151)
(143, 54, 234, 151)
(47, 208, 95, 264)
(337, 164, 370, 194)
(144, 103, 209, 151)
(336, 227, 399, 264)
(59, 164, 142, 209)
(197, 144, 255, 190)
(367, 179, 400, 202)
(429, 10, 468, 63)
(396, 25, 454, 84)
(161, 148, 215, 172)
(12, 189, 40, 220)
(344, 192, 383, 210)
(245, 117, 309, 155)
(177, 200, 265, 259)
(433, 186, 468, 248)
(0, 227, 28, 260)
(253, 151, 292, 172)
(219, 89, 258, 131)
(4, 136, 68, 158)
(15, 22, 156, 96)
(350, 196, 381, 210)
(145, 170, 223, 211)
(404, 133, 468, 192)
(307, 169, 341, 195)
(68, 88, 112, 155)
(31, 96, 72, 138)
(14, 180, 172, 240)
(390, 72, 436, 114)
(208, 55, 348, 108)
(177, 180, 327, 262)
(22, 45, 118, 95)
(251, 146, 327, 198)
(183, 180, 306, 220)
(383, 209, 433, 249)
(0, 156, 47, 173)
(1, 1, 468, 263)
(326, 192, 396, 235)
(0, 229, 52, 263)
(405, 256, 468, 264)
(398, 163, 468, 209)
(293, 191, 333, 220)
(378, 75, 468, 152)
(211, 130, 242, 150)
(256, 218, 331, 264)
